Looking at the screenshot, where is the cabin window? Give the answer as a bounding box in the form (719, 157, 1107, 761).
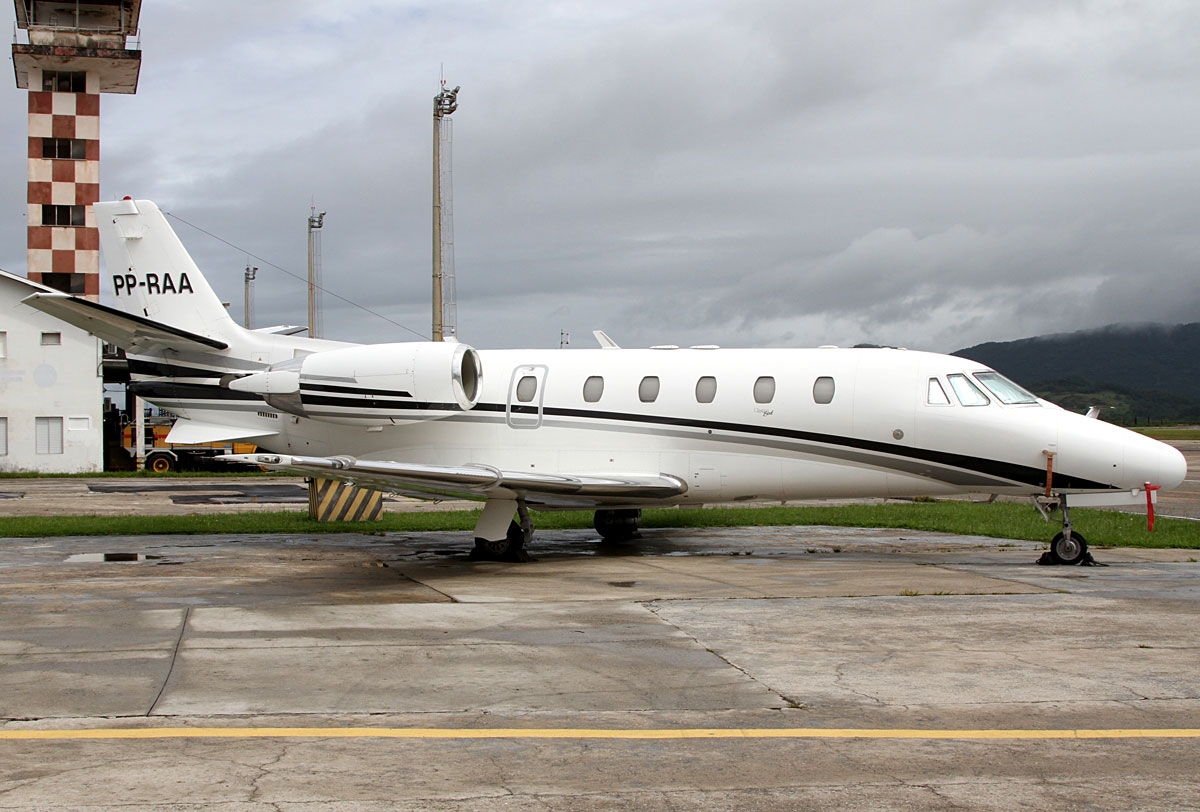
(42, 71, 87, 93)
(41, 332, 62, 346)
(927, 378, 951, 405)
(515, 375, 538, 403)
(753, 376, 776, 404)
(813, 376, 835, 404)
(947, 373, 990, 406)
(41, 204, 85, 227)
(41, 138, 86, 160)
(695, 376, 717, 403)
(35, 416, 63, 455)
(638, 376, 660, 403)
(582, 375, 604, 403)
(974, 371, 1039, 405)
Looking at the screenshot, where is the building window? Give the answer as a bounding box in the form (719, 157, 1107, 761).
(638, 376, 660, 403)
(41, 137, 87, 160)
(753, 376, 775, 404)
(0, 331, 7, 359)
(695, 376, 717, 404)
(813, 376, 836, 404)
(42, 71, 87, 93)
(41, 332, 62, 346)
(68, 416, 91, 431)
(0, 417, 7, 456)
(41, 204, 85, 227)
(35, 417, 64, 455)
(582, 376, 604, 403)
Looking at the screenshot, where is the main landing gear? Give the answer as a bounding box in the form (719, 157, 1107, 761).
(468, 501, 646, 562)
(469, 497, 534, 562)
(1035, 494, 1098, 566)
(593, 509, 642, 542)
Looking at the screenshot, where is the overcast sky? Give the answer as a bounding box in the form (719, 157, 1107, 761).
(3, 0, 1198, 352)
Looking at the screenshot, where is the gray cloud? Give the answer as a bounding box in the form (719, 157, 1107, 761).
(4, 0, 1198, 353)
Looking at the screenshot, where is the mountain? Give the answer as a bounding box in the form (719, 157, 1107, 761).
(954, 323, 1200, 424)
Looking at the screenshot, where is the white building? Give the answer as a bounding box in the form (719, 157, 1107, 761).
(0, 268, 103, 472)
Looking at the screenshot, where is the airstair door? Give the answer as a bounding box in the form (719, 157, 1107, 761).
(507, 365, 548, 429)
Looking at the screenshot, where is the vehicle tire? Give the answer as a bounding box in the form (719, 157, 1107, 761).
(594, 508, 642, 541)
(145, 452, 176, 473)
(1049, 531, 1087, 565)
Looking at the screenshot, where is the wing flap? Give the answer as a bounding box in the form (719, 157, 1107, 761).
(166, 419, 277, 445)
(221, 453, 688, 506)
(21, 292, 228, 353)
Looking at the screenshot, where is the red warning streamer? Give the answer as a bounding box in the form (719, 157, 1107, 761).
(1145, 482, 1162, 531)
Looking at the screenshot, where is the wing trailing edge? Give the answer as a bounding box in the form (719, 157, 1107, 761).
(221, 453, 688, 506)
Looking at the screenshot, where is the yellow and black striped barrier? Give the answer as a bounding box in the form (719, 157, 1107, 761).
(308, 478, 383, 522)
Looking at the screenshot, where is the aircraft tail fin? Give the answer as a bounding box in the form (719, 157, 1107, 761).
(93, 198, 243, 346)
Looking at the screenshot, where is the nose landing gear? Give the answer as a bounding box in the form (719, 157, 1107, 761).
(1035, 494, 1098, 566)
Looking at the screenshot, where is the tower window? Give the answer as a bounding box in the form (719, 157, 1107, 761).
(40, 273, 86, 294)
(41, 204, 85, 227)
(42, 71, 87, 93)
(42, 138, 87, 160)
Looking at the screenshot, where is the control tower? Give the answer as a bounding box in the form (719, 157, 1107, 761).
(11, 0, 142, 300)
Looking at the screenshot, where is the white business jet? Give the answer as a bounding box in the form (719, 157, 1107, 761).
(22, 199, 1187, 563)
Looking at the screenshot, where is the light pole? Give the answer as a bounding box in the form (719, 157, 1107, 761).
(432, 82, 459, 341)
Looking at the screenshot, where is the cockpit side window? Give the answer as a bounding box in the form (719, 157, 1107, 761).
(947, 373, 990, 406)
(973, 371, 1039, 405)
(927, 378, 951, 405)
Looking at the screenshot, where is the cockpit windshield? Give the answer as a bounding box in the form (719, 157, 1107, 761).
(973, 371, 1040, 405)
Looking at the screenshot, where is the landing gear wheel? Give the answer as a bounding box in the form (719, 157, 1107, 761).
(1049, 531, 1088, 565)
(470, 521, 534, 563)
(145, 452, 176, 473)
(594, 509, 642, 541)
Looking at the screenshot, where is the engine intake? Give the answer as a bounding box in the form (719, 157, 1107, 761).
(228, 341, 482, 423)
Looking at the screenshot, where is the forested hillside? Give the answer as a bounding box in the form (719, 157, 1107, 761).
(954, 323, 1200, 424)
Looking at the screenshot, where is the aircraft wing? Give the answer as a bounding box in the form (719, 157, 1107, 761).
(221, 453, 688, 508)
(22, 292, 228, 353)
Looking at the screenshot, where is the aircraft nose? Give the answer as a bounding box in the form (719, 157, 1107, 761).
(1124, 432, 1187, 491)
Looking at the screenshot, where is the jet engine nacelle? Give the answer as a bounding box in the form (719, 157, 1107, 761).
(227, 341, 482, 423)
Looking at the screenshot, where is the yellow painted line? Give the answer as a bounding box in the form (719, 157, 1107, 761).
(2, 727, 1200, 742)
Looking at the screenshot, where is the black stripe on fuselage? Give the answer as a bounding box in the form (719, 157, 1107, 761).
(132, 383, 1115, 491)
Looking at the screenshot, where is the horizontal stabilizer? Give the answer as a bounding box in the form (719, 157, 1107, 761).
(21, 292, 228, 354)
(220, 453, 688, 507)
(166, 419, 277, 445)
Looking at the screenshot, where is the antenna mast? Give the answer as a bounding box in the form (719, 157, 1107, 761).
(243, 264, 257, 328)
(432, 80, 460, 341)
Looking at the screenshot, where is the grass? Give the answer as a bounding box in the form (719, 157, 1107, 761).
(1131, 427, 1200, 441)
(3, 500, 1197, 549)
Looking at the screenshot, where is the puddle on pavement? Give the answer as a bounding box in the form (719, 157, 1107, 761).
(65, 552, 162, 563)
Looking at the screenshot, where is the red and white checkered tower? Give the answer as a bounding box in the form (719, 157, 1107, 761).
(12, 1, 141, 301)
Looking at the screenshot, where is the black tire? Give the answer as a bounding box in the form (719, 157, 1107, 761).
(594, 508, 642, 541)
(1049, 531, 1087, 565)
(470, 521, 531, 562)
(145, 452, 176, 474)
